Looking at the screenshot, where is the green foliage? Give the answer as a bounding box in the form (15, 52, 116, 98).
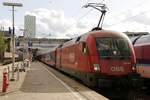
(0, 32, 6, 53)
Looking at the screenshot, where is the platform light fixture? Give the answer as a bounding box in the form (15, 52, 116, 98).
(3, 2, 23, 81)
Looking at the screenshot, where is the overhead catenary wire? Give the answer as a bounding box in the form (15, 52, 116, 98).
(64, 0, 147, 37)
(105, 0, 149, 28)
(106, 0, 146, 18)
(106, 10, 150, 28)
(63, 1, 106, 38)
(66, 2, 107, 31)
(64, 8, 93, 33)
(66, 0, 93, 21)
(76, 9, 93, 21)
(83, 3, 108, 30)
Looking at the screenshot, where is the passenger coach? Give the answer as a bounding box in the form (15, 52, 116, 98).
(132, 34, 150, 86)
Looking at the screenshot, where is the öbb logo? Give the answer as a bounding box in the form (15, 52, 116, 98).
(110, 66, 124, 72)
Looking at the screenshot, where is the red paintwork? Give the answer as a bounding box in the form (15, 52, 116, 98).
(56, 47, 62, 68)
(137, 65, 150, 78)
(40, 30, 136, 79)
(54, 30, 136, 76)
(87, 31, 135, 76)
(133, 35, 150, 78)
(134, 44, 150, 61)
(133, 35, 150, 62)
(40, 50, 56, 66)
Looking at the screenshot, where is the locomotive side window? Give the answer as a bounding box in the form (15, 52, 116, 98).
(96, 38, 130, 59)
(81, 42, 89, 55)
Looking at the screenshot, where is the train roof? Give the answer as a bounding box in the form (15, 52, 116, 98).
(132, 34, 150, 45)
(61, 29, 130, 48)
(37, 46, 57, 56)
(89, 30, 128, 38)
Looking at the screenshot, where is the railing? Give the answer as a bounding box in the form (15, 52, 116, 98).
(0, 61, 29, 92)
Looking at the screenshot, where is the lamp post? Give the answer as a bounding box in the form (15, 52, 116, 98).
(20, 29, 27, 62)
(3, 2, 23, 81)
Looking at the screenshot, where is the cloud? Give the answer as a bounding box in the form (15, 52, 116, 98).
(25, 8, 94, 38)
(0, 19, 12, 30)
(0, 19, 23, 36)
(128, 11, 150, 26)
(104, 9, 150, 32)
(1, 7, 150, 38)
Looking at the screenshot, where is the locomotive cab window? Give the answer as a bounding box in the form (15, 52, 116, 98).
(96, 38, 130, 59)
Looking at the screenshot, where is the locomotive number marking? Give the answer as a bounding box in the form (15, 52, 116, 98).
(110, 66, 124, 72)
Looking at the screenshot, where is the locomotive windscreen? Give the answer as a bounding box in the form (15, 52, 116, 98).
(96, 38, 130, 59)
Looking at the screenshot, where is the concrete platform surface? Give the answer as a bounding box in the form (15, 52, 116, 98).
(0, 62, 108, 100)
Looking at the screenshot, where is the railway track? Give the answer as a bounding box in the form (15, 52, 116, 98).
(96, 86, 150, 100)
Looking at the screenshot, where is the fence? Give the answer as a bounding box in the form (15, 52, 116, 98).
(0, 61, 27, 92)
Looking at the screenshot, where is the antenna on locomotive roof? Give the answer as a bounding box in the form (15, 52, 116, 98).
(83, 3, 107, 31)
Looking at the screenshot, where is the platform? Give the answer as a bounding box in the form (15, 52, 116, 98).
(0, 62, 108, 100)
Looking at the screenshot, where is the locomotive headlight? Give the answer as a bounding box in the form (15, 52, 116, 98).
(132, 66, 136, 72)
(93, 64, 100, 71)
(132, 64, 137, 72)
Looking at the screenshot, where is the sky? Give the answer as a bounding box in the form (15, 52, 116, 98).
(0, 0, 150, 38)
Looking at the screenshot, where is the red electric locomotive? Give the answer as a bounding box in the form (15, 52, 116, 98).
(132, 34, 150, 79)
(53, 30, 141, 88)
(38, 3, 142, 88)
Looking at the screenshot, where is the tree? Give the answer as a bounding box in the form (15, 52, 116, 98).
(0, 31, 6, 62)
